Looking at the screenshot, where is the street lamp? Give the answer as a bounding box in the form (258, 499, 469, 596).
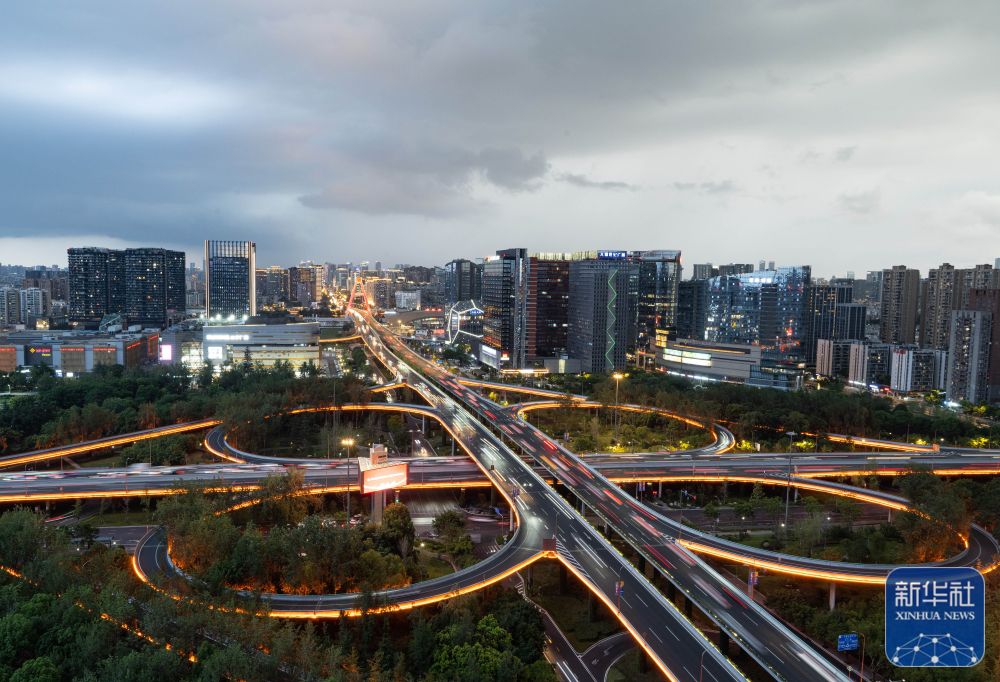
(784, 431, 797, 530)
(341, 438, 356, 521)
(612, 372, 626, 441)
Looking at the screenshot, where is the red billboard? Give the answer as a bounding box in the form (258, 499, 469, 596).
(359, 462, 408, 494)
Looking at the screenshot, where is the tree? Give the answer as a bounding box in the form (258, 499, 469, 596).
(10, 656, 59, 682)
(379, 503, 416, 558)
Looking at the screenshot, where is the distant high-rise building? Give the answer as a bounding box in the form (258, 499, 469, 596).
(22, 268, 68, 312)
(444, 259, 483, 304)
(568, 255, 638, 373)
(205, 241, 256, 320)
(675, 278, 709, 341)
(634, 250, 682, 350)
(288, 265, 318, 305)
(0, 287, 21, 325)
(946, 309, 992, 404)
(691, 263, 716, 280)
(481, 248, 529, 368)
(526, 254, 572, 360)
(879, 266, 920, 344)
(68, 247, 126, 323)
(256, 266, 290, 308)
(717, 263, 754, 277)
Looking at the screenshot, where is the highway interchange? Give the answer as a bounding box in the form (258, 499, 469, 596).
(2, 310, 999, 680)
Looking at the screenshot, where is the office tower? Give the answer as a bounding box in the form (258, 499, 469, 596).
(803, 280, 853, 363)
(968, 288, 1000, 401)
(634, 250, 682, 350)
(68, 247, 126, 323)
(0, 287, 20, 324)
(705, 266, 811, 357)
(879, 266, 919, 344)
(890, 347, 947, 393)
(691, 263, 716, 280)
(123, 248, 186, 327)
(204, 241, 256, 320)
(834, 303, 867, 340)
(946, 309, 992, 404)
(767, 260, 775, 271)
(526, 255, 572, 360)
(444, 259, 483, 303)
(675, 279, 709, 341)
(288, 265, 318, 305)
(481, 248, 529, 368)
(568, 255, 638, 373)
(374, 261, 382, 274)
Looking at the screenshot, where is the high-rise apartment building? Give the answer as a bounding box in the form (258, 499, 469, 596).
(444, 259, 483, 304)
(568, 255, 638, 373)
(18, 288, 45, 324)
(890, 347, 947, 394)
(922, 263, 997, 349)
(946, 309, 992, 404)
(124, 248, 186, 327)
(526, 254, 572, 360)
(634, 250, 682, 350)
(879, 266, 920, 344)
(205, 241, 256, 320)
(68, 247, 126, 323)
(848, 341, 892, 387)
(0, 287, 21, 325)
(481, 248, 529, 368)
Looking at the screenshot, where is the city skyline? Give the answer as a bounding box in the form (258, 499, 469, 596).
(2, 2, 1000, 272)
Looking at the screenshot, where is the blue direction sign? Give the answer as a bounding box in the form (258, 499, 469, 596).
(886, 567, 984, 667)
(837, 633, 858, 652)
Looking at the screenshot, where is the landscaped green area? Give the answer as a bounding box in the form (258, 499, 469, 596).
(523, 405, 711, 453)
(535, 370, 998, 448)
(0, 491, 556, 681)
(607, 649, 661, 682)
(0, 363, 376, 461)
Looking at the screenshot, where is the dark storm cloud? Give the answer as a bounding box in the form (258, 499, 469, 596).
(1, 1, 999, 271)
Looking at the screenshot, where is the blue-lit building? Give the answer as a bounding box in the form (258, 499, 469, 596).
(705, 266, 812, 360)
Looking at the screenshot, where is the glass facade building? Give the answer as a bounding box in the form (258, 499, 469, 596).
(124, 248, 186, 328)
(526, 255, 572, 360)
(481, 248, 529, 368)
(634, 250, 682, 350)
(205, 240, 256, 319)
(705, 266, 811, 359)
(567, 256, 638, 373)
